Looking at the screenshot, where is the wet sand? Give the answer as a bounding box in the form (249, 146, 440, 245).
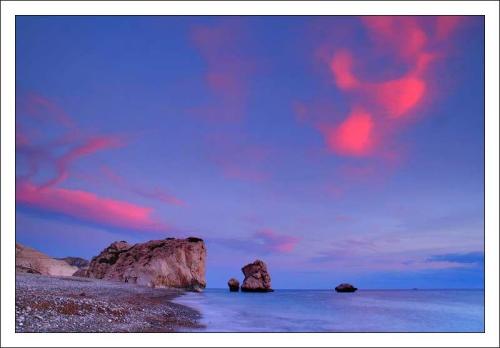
(15, 273, 203, 333)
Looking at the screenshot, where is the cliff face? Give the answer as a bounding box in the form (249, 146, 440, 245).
(16, 243, 78, 276)
(83, 237, 206, 291)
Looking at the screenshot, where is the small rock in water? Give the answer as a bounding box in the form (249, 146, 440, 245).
(227, 278, 240, 292)
(334, 283, 358, 292)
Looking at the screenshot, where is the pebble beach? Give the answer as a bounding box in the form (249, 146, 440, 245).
(15, 273, 202, 333)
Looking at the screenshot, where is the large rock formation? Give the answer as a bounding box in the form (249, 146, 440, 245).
(16, 243, 78, 276)
(82, 237, 206, 291)
(241, 260, 273, 292)
(334, 283, 358, 293)
(227, 278, 240, 292)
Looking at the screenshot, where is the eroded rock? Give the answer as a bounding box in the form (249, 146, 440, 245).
(241, 260, 273, 292)
(84, 237, 206, 291)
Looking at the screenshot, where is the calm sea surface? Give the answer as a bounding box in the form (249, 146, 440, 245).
(174, 289, 484, 332)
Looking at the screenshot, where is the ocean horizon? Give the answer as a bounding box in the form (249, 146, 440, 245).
(174, 289, 484, 332)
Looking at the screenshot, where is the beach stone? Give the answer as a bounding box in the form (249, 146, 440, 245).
(227, 278, 240, 292)
(84, 237, 206, 291)
(241, 260, 273, 292)
(334, 283, 358, 292)
(15, 243, 78, 276)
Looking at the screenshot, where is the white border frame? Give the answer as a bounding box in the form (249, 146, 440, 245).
(1, 1, 498, 347)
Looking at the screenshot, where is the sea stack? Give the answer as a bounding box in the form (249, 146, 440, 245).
(228, 278, 240, 292)
(335, 283, 358, 293)
(241, 260, 273, 292)
(82, 237, 206, 291)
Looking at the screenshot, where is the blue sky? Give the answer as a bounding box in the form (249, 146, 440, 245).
(16, 16, 484, 289)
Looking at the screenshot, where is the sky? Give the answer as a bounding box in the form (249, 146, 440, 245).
(15, 16, 484, 289)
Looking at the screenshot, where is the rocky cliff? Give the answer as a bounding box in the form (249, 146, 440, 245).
(82, 237, 206, 291)
(16, 243, 78, 276)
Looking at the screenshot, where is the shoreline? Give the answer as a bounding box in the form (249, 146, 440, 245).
(15, 273, 203, 333)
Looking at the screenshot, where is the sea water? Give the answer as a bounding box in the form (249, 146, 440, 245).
(173, 289, 484, 332)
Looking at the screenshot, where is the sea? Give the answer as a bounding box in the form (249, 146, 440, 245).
(173, 289, 484, 332)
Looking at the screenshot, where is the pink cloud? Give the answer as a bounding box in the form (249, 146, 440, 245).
(322, 108, 375, 156)
(101, 165, 186, 207)
(435, 16, 464, 41)
(41, 136, 125, 189)
(190, 23, 271, 182)
(254, 228, 300, 253)
(20, 92, 76, 129)
(361, 16, 428, 61)
(299, 16, 465, 160)
(372, 76, 426, 118)
(17, 181, 167, 231)
(16, 92, 172, 232)
(190, 21, 253, 122)
(329, 49, 359, 90)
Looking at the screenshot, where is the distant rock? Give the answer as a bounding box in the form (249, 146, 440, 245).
(15, 243, 78, 277)
(56, 257, 89, 269)
(334, 283, 358, 293)
(227, 278, 240, 292)
(241, 260, 273, 292)
(83, 237, 206, 291)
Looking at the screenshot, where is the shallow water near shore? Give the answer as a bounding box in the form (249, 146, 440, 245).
(174, 289, 484, 332)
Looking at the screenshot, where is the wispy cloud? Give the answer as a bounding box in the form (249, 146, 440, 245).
(254, 228, 300, 253)
(16, 181, 167, 231)
(214, 228, 300, 255)
(40, 136, 125, 189)
(16, 92, 171, 233)
(190, 20, 254, 122)
(100, 165, 186, 207)
(17, 91, 76, 129)
(426, 251, 484, 265)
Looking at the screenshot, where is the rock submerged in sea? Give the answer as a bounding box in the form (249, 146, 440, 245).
(334, 283, 358, 292)
(241, 260, 273, 292)
(227, 278, 240, 292)
(82, 237, 206, 291)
